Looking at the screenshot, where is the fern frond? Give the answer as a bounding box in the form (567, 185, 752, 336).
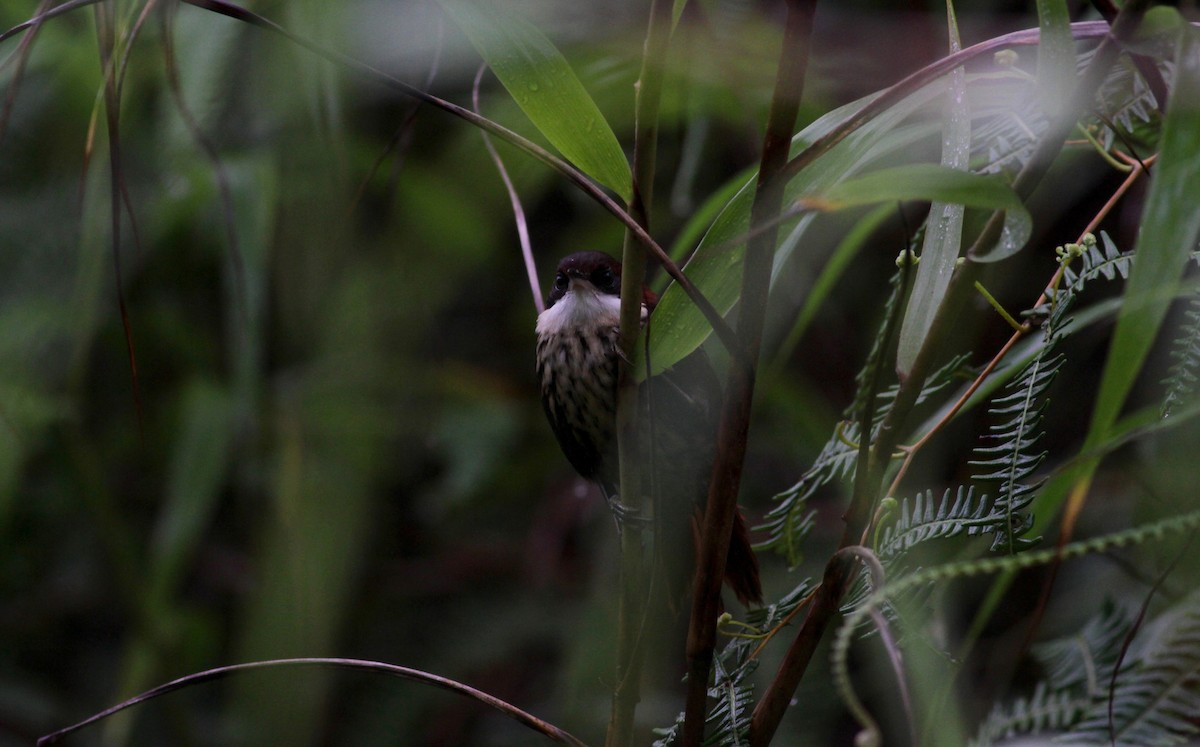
(1162, 290, 1200, 418)
(651, 716, 684, 747)
(972, 596, 1200, 747)
(877, 352, 973, 416)
(833, 512, 1200, 747)
(1094, 55, 1163, 148)
(972, 50, 1160, 177)
(761, 269, 911, 561)
(965, 235, 1136, 555)
(876, 486, 993, 561)
(704, 655, 756, 747)
(1061, 231, 1134, 296)
(653, 581, 814, 747)
(1032, 599, 1133, 693)
(969, 681, 1092, 747)
(968, 346, 1062, 553)
(970, 67, 1043, 177)
(1067, 592, 1200, 746)
(742, 578, 818, 637)
(848, 267, 910, 426)
(758, 426, 848, 562)
(761, 354, 969, 561)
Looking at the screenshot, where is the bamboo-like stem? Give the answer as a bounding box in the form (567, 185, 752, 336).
(609, 1, 673, 744)
(681, 2, 817, 745)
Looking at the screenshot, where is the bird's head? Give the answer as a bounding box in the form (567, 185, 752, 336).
(547, 251, 622, 307)
(537, 252, 657, 335)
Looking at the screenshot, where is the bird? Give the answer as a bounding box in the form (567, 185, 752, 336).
(535, 250, 762, 606)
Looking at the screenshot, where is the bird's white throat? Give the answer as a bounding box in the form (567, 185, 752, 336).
(536, 287, 624, 337)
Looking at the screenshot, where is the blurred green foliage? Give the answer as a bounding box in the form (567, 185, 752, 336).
(3, 2, 1200, 746)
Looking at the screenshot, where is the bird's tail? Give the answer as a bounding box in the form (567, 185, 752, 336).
(725, 509, 763, 606)
(683, 506, 763, 607)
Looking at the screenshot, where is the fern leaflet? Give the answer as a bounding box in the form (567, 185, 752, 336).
(652, 581, 814, 747)
(877, 486, 998, 562)
(1068, 592, 1200, 746)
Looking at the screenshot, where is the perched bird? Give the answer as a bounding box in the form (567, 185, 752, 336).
(535, 251, 762, 606)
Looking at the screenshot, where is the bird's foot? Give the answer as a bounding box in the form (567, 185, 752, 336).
(606, 496, 651, 532)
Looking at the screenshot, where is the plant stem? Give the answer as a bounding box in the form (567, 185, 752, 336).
(974, 281, 1028, 333)
(609, 0, 672, 744)
(776, 21, 1117, 186)
(38, 658, 588, 747)
(681, 1, 817, 744)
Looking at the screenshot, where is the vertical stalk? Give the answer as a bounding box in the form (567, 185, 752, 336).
(608, 0, 671, 745)
(681, 1, 817, 745)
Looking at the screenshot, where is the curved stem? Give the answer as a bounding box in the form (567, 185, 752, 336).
(38, 658, 588, 747)
(609, 0, 673, 743)
(473, 64, 541, 315)
(778, 20, 1116, 185)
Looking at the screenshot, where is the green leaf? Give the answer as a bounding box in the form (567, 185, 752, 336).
(897, 2, 970, 375)
(439, 0, 631, 200)
(810, 164, 1032, 264)
(671, 0, 689, 29)
(150, 380, 233, 601)
(664, 165, 753, 267)
(640, 86, 945, 377)
(1086, 26, 1200, 443)
(1033, 25, 1200, 530)
(1127, 6, 1187, 57)
(1035, 0, 1077, 119)
(815, 164, 1026, 220)
(642, 70, 1038, 377)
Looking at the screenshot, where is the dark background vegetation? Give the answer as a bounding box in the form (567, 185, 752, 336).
(2, 1, 1197, 745)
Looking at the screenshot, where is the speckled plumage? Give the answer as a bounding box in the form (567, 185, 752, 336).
(534, 251, 762, 605)
(535, 251, 629, 492)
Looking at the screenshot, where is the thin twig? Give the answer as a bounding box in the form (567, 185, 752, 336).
(24, 0, 743, 363)
(473, 64, 542, 315)
(37, 658, 588, 747)
(0, 0, 97, 44)
(836, 546, 916, 747)
(159, 0, 248, 325)
(348, 15, 444, 220)
(862, 0, 1151, 537)
(1106, 534, 1194, 746)
(94, 0, 144, 436)
(777, 21, 1119, 186)
(0, 0, 54, 146)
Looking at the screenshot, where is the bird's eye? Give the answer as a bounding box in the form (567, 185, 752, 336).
(553, 272, 568, 291)
(593, 267, 617, 292)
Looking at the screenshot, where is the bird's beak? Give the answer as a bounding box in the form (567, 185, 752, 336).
(565, 269, 591, 292)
